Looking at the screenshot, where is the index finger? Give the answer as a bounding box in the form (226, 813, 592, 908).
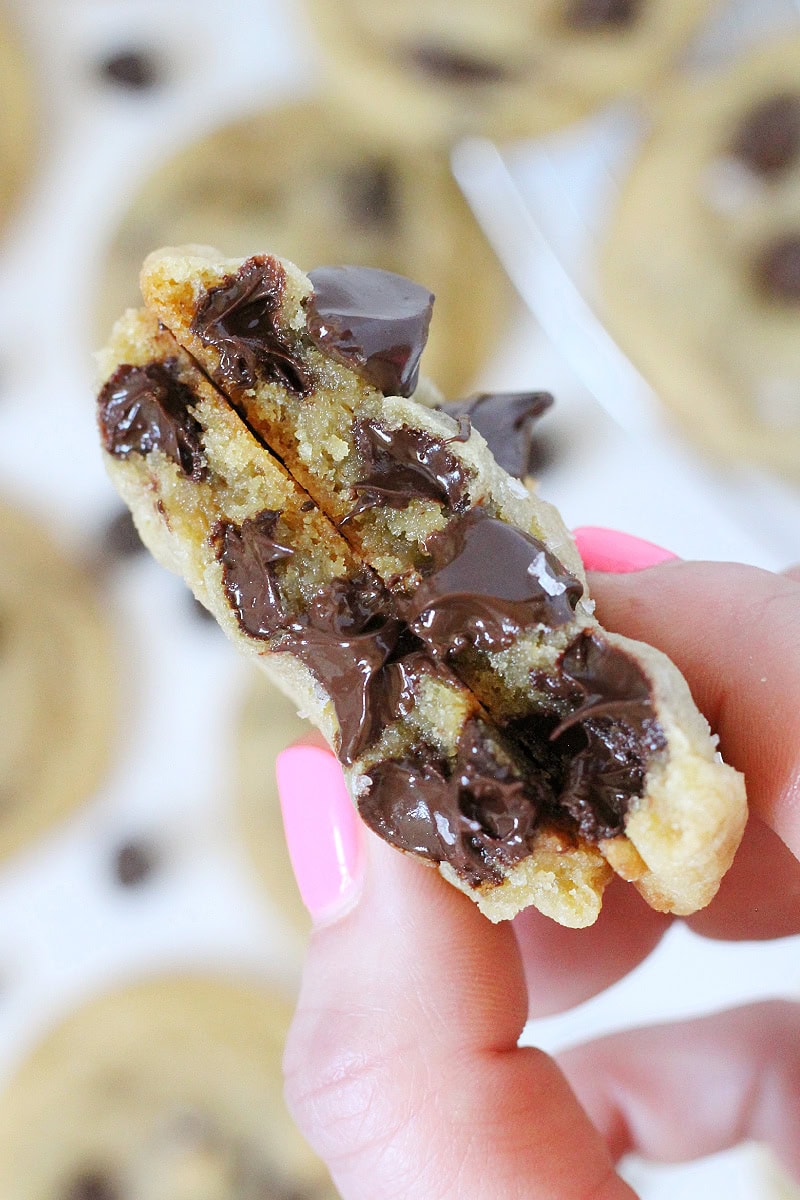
(589, 561, 800, 859)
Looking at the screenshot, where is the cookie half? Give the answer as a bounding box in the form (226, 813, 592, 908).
(98, 100, 511, 398)
(304, 0, 715, 144)
(0, 975, 336, 1199)
(0, 500, 117, 861)
(97, 248, 746, 924)
(600, 35, 800, 481)
(0, 11, 35, 230)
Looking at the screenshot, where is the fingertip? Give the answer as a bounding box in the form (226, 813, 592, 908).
(573, 526, 679, 573)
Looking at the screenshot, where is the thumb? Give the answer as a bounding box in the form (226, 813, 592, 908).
(277, 744, 636, 1200)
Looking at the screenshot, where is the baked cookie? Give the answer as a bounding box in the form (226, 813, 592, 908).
(0, 975, 336, 1199)
(600, 35, 800, 481)
(0, 11, 35, 230)
(303, 0, 715, 145)
(236, 672, 311, 936)
(0, 500, 117, 862)
(98, 100, 511, 398)
(96, 247, 746, 926)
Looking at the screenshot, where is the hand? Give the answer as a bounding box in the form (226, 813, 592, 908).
(276, 534, 800, 1199)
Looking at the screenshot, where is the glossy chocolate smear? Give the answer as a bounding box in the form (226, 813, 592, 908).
(404, 506, 582, 657)
(360, 720, 546, 885)
(755, 233, 800, 303)
(98, 359, 207, 480)
(280, 572, 431, 765)
(565, 0, 641, 30)
(192, 256, 311, 394)
(345, 419, 470, 520)
(731, 93, 800, 176)
(214, 510, 294, 638)
(405, 42, 511, 85)
(438, 391, 554, 479)
(306, 265, 433, 397)
(516, 632, 665, 841)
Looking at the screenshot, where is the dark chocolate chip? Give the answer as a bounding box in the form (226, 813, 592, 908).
(341, 160, 400, 231)
(564, 0, 641, 30)
(754, 233, 800, 303)
(438, 391, 554, 479)
(402, 506, 583, 658)
(306, 266, 433, 397)
(62, 1169, 120, 1200)
(731, 93, 800, 176)
(97, 359, 207, 481)
(98, 49, 160, 90)
(113, 840, 158, 887)
(100, 509, 144, 561)
(192, 257, 311, 394)
(405, 42, 511, 85)
(344, 419, 469, 521)
(214, 510, 294, 640)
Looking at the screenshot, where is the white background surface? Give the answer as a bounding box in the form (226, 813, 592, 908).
(0, 1, 798, 1196)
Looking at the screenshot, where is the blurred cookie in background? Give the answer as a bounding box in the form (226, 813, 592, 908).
(0, 975, 337, 1198)
(0, 10, 35, 232)
(0, 500, 117, 863)
(236, 673, 310, 938)
(302, 0, 716, 146)
(600, 35, 800, 482)
(97, 100, 513, 397)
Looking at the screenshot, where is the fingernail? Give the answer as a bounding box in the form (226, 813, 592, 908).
(572, 526, 679, 573)
(276, 744, 364, 923)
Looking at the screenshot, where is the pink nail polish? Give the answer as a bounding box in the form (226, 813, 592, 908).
(572, 526, 678, 574)
(276, 744, 363, 922)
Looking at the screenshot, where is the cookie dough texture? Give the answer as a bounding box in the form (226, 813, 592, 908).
(97, 245, 746, 927)
(0, 501, 116, 861)
(236, 673, 310, 936)
(601, 35, 800, 481)
(0, 11, 35, 229)
(0, 975, 336, 1199)
(304, 0, 715, 144)
(98, 100, 511, 397)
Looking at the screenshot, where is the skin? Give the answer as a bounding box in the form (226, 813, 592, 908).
(283, 561, 800, 1198)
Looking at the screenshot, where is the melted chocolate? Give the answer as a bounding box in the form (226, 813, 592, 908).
(405, 42, 510, 85)
(215, 511, 294, 638)
(565, 0, 641, 30)
(113, 839, 159, 887)
(360, 721, 545, 885)
(438, 391, 554, 479)
(515, 632, 666, 842)
(99, 48, 159, 90)
(345, 419, 469, 520)
(755, 234, 800, 303)
(62, 1170, 119, 1200)
(731, 93, 800, 176)
(192, 257, 311, 394)
(306, 266, 433, 397)
(342, 160, 400, 230)
(97, 359, 207, 480)
(404, 506, 582, 657)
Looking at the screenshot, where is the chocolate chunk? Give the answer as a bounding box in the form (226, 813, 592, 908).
(98, 360, 208, 480)
(565, 0, 641, 30)
(62, 1170, 120, 1200)
(405, 42, 511, 85)
(345, 419, 470, 520)
(113, 839, 158, 887)
(754, 234, 800, 303)
(101, 509, 145, 560)
(341, 160, 400, 231)
(99, 49, 160, 90)
(193, 257, 311, 394)
(515, 632, 666, 842)
(360, 721, 545, 885)
(731, 93, 800, 176)
(306, 266, 433, 397)
(278, 572, 431, 765)
(403, 506, 583, 658)
(438, 391, 554, 479)
(214, 511, 294, 639)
